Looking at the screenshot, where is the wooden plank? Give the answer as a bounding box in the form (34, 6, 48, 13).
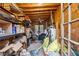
(0, 40, 9, 49)
(26, 13, 50, 16)
(0, 44, 14, 52)
(10, 3, 22, 14)
(0, 7, 14, 15)
(0, 42, 22, 52)
(12, 42, 22, 52)
(0, 33, 25, 40)
(16, 3, 60, 8)
(29, 15, 49, 19)
(24, 11, 50, 15)
(23, 7, 57, 12)
(3, 3, 11, 11)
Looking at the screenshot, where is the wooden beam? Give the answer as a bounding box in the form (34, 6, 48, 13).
(27, 12, 51, 15)
(22, 7, 57, 12)
(28, 15, 49, 18)
(24, 11, 50, 14)
(0, 7, 15, 16)
(30, 18, 49, 21)
(26, 13, 50, 16)
(30, 16, 49, 23)
(18, 11, 55, 17)
(16, 3, 60, 8)
(29, 15, 49, 18)
(27, 13, 50, 20)
(11, 3, 22, 12)
(29, 15, 49, 20)
(19, 6, 59, 9)
(27, 15, 50, 20)
(23, 10, 55, 12)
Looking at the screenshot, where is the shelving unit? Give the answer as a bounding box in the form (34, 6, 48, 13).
(0, 4, 26, 56)
(0, 33, 25, 41)
(0, 5, 25, 41)
(0, 7, 21, 24)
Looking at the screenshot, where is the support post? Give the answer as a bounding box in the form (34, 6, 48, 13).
(61, 3, 64, 56)
(50, 11, 54, 25)
(68, 3, 71, 56)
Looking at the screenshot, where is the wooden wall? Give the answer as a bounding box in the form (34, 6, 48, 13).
(54, 5, 61, 39)
(54, 3, 79, 46)
(64, 3, 79, 42)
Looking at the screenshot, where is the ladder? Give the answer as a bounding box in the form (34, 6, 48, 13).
(61, 3, 79, 56)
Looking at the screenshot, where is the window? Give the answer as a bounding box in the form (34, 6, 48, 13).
(35, 25, 44, 34)
(39, 25, 44, 33)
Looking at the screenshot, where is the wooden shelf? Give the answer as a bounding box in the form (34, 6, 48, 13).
(0, 33, 25, 41)
(0, 7, 21, 24)
(0, 7, 14, 15)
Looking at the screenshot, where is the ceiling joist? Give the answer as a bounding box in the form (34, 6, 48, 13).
(22, 7, 57, 12)
(16, 3, 60, 8)
(16, 3, 60, 22)
(23, 11, 54, 14)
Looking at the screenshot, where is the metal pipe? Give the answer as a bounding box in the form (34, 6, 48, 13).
(61, 3, 64, 56)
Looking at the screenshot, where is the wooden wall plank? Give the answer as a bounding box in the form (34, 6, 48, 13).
(54, 3, 79, 44)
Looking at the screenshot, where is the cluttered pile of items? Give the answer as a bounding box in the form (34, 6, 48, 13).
(0, 15, 61, 56)
(21, 24, 61, 56)
(18, 15, 61, 56)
